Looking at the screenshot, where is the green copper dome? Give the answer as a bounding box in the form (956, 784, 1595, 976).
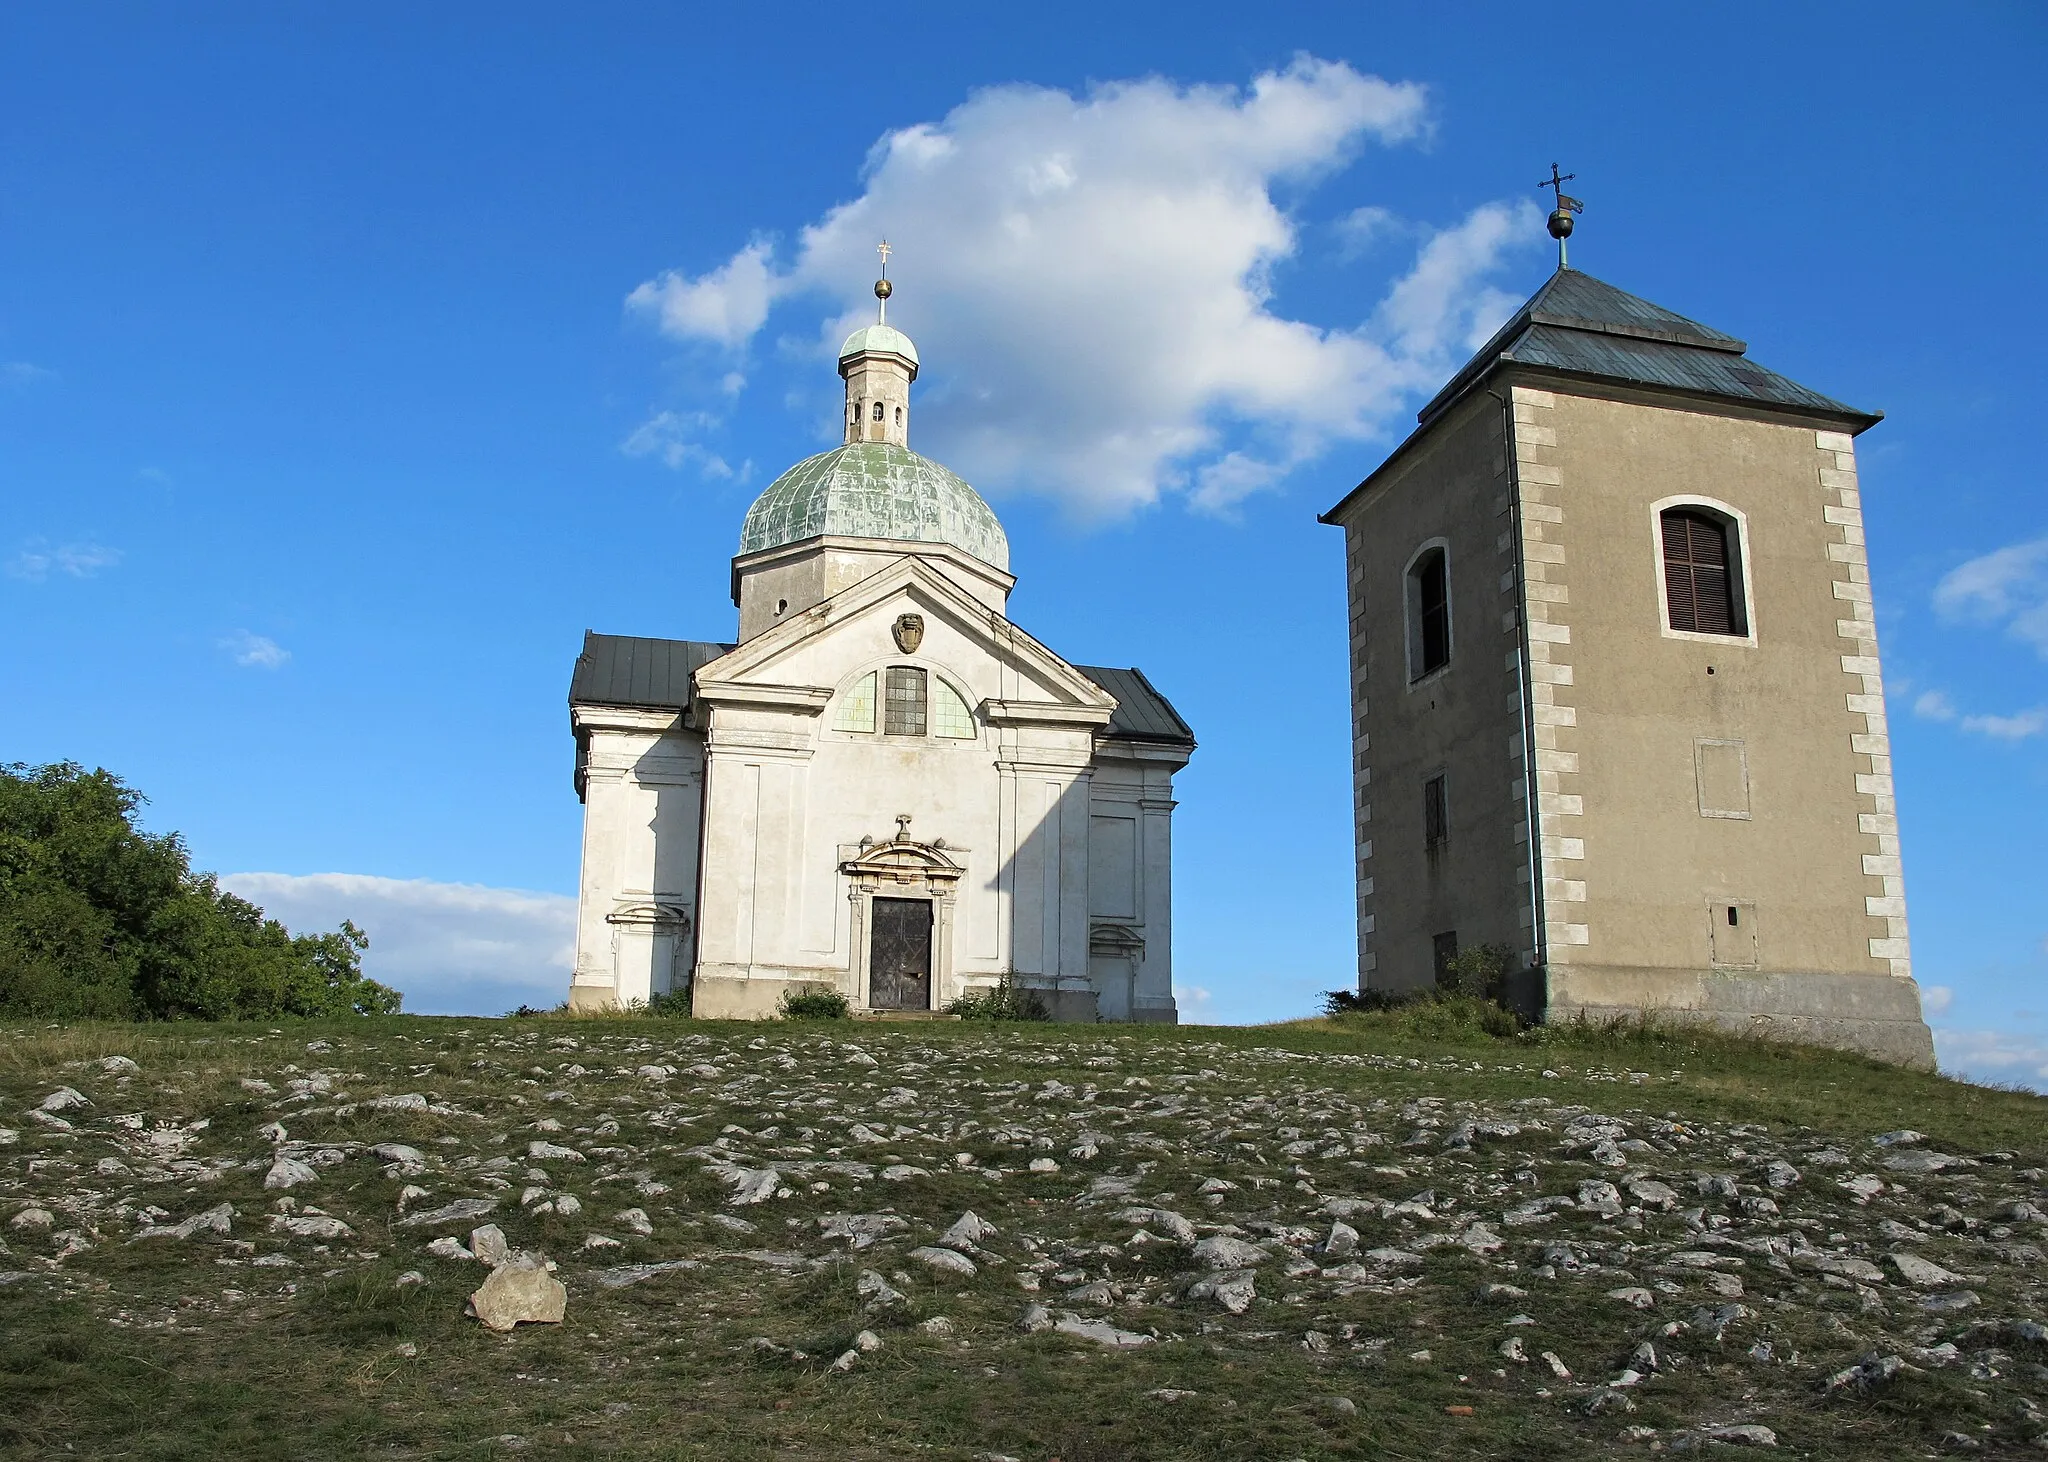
(838, 324, 920, 371)
(738, 441, 1008, 571)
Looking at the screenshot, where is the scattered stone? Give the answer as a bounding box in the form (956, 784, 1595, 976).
(426, 1235, 474, 1261)
(1192, 1235, 1267, 1270)
(38, 1087, 90, 1112)
(1188, 1269, 1256, 1314)
(1890, 1251, 1967, 1288)
(470, 1225, 511, 1266)
(909, 1245, 977, 1278)
(10, 1207, 53, 1232)
(395, 1198, 498, 1230)
(134, 1203, 235, 1241)
(1822, 1352, 1905, 1393)
(1699, 1423, 1777, 1447)
(593, 1259, 699, 1290)
(466, 1253, 566, 1332)
(264, 1156, 319, 1190)
(1054, 1313, 1154, 1348)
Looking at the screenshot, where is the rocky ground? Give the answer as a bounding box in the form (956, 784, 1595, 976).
(1, 1016, 2044, 1460)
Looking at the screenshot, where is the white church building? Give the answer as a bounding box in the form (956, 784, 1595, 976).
(566, 291, 1195, 1021)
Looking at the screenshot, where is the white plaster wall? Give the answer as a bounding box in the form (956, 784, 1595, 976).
(569, 711, 705, 1011)
(1088, 752, 1182, 1021)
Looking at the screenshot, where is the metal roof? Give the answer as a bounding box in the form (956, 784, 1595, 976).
(1415, 268, 1878, 430)
(738, 442, 1010, 572)
(568, 632, 731, 712)
(1076, 665, 1196, 749)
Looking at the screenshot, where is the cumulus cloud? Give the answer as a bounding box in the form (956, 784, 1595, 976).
(7, 539, 120, 581)
(1933, 1027, 2048, 1094)
(621, 409, 740, 480)
(1919, 983, 1953, 1016)
(1935, 534, 2048, 656)
(627, 57, 1540, 518)
(221, 872, 575, 1017)
(1910, 686, 2044, 740)
(219, 631, 290, 669)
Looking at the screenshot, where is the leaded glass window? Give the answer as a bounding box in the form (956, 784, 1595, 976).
(883, 666, 927, 736)
(834, 672, 877, 733)
(931, 677, 975, 738)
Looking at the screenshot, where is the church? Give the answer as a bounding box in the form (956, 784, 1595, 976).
(565, 279, 1194, 1021)
(1321, 197, 1936, 1067)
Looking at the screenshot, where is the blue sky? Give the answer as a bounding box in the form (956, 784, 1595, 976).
(3, 5, 2043, 1086)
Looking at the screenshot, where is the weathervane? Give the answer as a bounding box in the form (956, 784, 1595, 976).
(874, 239, 893, 324)
(1538, 164, 1584, 270)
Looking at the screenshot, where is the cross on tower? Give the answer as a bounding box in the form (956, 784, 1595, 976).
(874, 239, 893, 323)
(877, 239, 892, 273)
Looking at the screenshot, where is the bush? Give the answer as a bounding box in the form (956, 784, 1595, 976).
(1320, 984, 1522, 1039)
(947, 974, 1050, 1021)
(1438, 942, 1518, 1001)
(779, 985, 850, 1020)
(0, 761, 401, 1020)
(640, 988, 692, 1018)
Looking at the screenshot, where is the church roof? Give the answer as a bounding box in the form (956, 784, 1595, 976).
(569, 631, 730, 712)
(1415, 268, 1880, 431)
(739, 441, 1010, 572)
(1076, 665, 1196, 749)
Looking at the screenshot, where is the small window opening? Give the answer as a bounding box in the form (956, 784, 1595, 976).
(894, 405, 902, 425)
(1662, 508, 1744, 635)
(883, 666, 927, 736)
(871, 400, 885, 422)
(1727, 905, 1739, 927)
(1407, 546, 1451, 679)
(1423, 772, 1448, 853)
(775, 598, 788, 614)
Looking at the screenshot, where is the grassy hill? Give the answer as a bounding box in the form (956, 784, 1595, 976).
(1, 1012, 2043, 1460)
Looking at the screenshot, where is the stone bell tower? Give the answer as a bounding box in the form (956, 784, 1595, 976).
(1320, 188, 1936, 1068)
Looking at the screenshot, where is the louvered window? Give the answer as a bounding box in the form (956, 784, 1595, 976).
(1662, 509, 1740, 635)
(883, 666, 927, 736)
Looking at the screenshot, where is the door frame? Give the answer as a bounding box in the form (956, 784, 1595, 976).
(840, 835, 962, 1012)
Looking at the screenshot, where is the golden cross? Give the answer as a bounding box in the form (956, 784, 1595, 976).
(877, 239, 892, 274)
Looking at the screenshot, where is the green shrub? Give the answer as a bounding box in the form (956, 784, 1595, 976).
(0, 761, 400, 1020)
(1320, 984, 1521, 1039)
(947, 974, 1050, 1021)
(1438, 942, 1518, 1000)
(779, 985, 850, 1020)
(642, 988, 692, 1018)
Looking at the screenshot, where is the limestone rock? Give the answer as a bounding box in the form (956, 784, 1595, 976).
(909, 1245, 977, 1278)
(1191, 1235, 1267, 1270)
(1188, 1269, 1256, 1313)
(466, 1253, 566, 1332)
(264, 1156, 319, 1190)
(395, 1197, 498, 1229)
(470, 1224, 511, 1266)
(1054, 1312, 1154, 1348)
(1889, 1251, 1967, 1288)
(38, 1087, 90, 1112)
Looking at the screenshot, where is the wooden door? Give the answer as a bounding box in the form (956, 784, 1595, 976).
(869, 898, 933, 1010)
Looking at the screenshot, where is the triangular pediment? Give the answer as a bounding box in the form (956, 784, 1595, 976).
(693, 555, 1115, 717)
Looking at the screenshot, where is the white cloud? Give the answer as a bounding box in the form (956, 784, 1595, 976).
(621, 409, 739, 479)
(1933, 1027, 2048, 1094)
(1910, 686, 2044, 740)
(1934, 534, 2048, 656)
(627, 57, 1540, 518)
(1919, 983, 1953, 1016)
(1912, 689, 1956, 722)
(221, 872, 575, 1017)
(1, 361, 54, 388)
(1962, 708, 2048, 741)
(7, 539, 120, 581)
(219, 631, 290, 669)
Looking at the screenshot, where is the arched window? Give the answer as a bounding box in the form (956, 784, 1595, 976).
(834, 672, 877, 733)
(871, 400, 885, 422)
(883, 666, 927, 736)
(894, 406, 903, 426)
(1405, 544, 1451, 680)
(931, 678, 975, 738)
(1661, 509, 1744, 635)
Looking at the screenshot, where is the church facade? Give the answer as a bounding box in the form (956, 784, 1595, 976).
(566, 305, 1194, 1022)
(1322, 265, 1936, 1067)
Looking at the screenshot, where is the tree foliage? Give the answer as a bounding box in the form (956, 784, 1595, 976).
(0, 762, 401, 1020)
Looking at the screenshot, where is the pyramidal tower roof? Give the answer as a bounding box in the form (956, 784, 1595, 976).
(1416, 268, 1879, 431)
